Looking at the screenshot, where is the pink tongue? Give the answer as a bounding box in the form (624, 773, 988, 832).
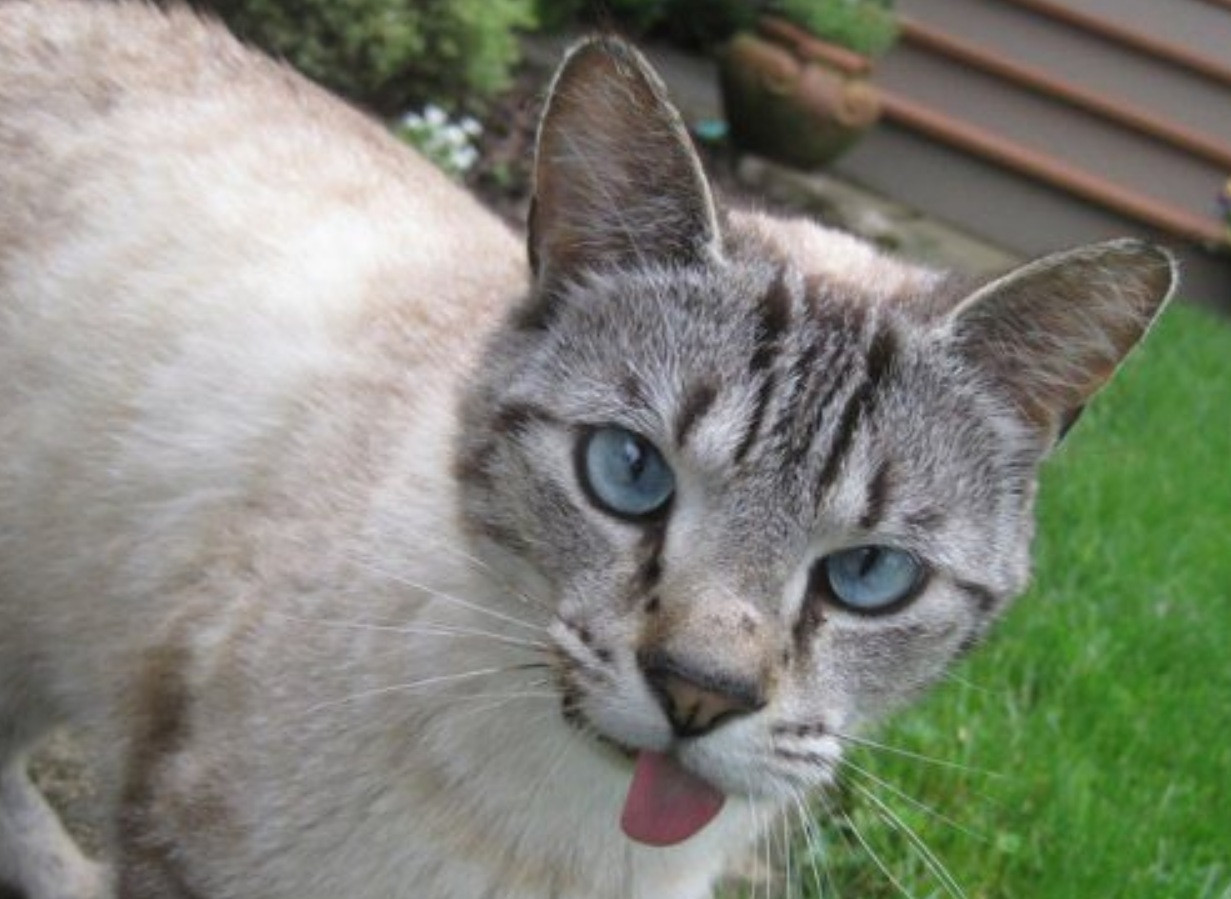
(620, 750, 726, 847)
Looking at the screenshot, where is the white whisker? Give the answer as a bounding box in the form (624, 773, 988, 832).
(838, 805, 917, 899)
(370, 536, 553, 614)
(832, 730, 1003, 779)
(274, 611, 550, 652)
(302, 666, 517, 714)
(339, 556, 549, 633)
(842, 756, 984, 841)
(789, 789, 825, 899)
(852, 779, 968, 899)
(781, 807, 795, 899)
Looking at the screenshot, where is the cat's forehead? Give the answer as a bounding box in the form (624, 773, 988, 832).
(539, 255, 1028, 548)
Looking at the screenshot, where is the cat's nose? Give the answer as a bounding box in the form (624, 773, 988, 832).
(641, 651, 766, 738)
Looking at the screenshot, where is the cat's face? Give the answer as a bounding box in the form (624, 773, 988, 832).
(456, 38, 1174, 831)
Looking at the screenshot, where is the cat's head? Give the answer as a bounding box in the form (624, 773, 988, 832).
(455, 38, 1175, 838)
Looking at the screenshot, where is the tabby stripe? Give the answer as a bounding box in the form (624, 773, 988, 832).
(793, 347, 855, 461)
(733, 372, 776, 464)
(955, 580, 999, 613)
(456, 403, 556, 488)
(491, 402, 557, 437)
(864, 323, 899, 386)
(812, 379, 871, 500)
(632, 521, 668, 604)
(619, 374, 649, 409)
(859, 458, 894, 531)
(955, 624, 985, 658)
(780, 297, 865, 459)
(453, 440, 496, 486)
(750, 270, 792, 373)
(771, 329, 825, 443)
(731, 273, 793, 462)
(904, 506, 944, 530)
(674, 381, 718, 446)
(813, 322, 898, 500)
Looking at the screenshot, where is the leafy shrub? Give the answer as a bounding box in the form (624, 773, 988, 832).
(776, 0, 898, 57)
(201, 0, 536, 114)
(536, 0, 896, 55)
(535, 0, 753, 46)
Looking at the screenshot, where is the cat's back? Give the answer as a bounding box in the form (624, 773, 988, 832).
(0, 1, 523, 633)
(0, 0, 523, 354)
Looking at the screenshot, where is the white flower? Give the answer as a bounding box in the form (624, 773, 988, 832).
(396, 104, 483, 178)
(423, 104, 447, 128)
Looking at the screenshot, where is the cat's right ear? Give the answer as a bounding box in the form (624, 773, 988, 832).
(528, 37, 721, 290)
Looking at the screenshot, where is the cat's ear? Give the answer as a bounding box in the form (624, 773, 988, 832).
(946, 239, 1176, 444)
(528, 37, 721, 287)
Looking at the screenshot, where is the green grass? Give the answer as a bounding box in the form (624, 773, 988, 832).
(769, 302, 1231, 898)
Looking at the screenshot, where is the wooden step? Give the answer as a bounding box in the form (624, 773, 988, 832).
(832, 0, 1230, 309)
(892, 0, 1231, 144)
(900, 17, 1231, 170)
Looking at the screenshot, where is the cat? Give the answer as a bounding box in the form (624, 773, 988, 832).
(0, 2, 1176, 898)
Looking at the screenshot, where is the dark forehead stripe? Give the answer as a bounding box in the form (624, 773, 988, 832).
(813, 320, 898, 501)
(772, 284, 867, 463)
(812, 377, 870, 500)
(749, 269, 792, 373)
(905, 506, 945, 530)
(733, 372, 775, 465)
(864, 321, 898, 385)
(731, 271, 793, 464)
(619, 373, 650, 409)
(786, 339, 856, 465)
(674, 380, 718, 446)
(859, 458, 894, 531)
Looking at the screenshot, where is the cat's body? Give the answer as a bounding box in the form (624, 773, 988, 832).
(0, 3, 1174, 899)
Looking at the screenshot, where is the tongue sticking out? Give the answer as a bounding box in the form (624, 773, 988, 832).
(620, 750, 726, 846)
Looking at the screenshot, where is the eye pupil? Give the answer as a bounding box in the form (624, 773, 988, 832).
(623, 439, 646, 477)
(580, 427, 675, 520)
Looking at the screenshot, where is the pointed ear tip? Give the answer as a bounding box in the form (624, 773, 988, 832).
(1122, 240, 1180, 308)
(558, 34, 649, 81)
(1103, 238, 1178, 284)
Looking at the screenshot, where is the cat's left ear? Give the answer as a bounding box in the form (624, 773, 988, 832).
(528, 37, 721, 288)
(946, 239, 1177, 445)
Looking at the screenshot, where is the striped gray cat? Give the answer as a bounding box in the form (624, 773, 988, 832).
(0, 3, 1174, 898)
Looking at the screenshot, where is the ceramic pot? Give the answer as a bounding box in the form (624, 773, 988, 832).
(718, 16, 883, 168)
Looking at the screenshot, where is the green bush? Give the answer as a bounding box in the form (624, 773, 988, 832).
(536, 0, 896, 55)
(775, 0, 898, 57)
(536, 0, 753, 46)
(201, 0, 536, 114)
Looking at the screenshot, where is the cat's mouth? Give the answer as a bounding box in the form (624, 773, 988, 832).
(560, 679, 728, 846)
(619, 748, 726, 846)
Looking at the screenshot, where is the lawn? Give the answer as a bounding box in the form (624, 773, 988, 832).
(763, 301, 1231, 898)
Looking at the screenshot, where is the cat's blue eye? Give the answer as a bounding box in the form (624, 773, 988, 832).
(822, 546, 924, 614)
(579, 427, 675, 520)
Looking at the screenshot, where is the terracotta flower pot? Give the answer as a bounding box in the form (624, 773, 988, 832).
(718, 16, 883, 168)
